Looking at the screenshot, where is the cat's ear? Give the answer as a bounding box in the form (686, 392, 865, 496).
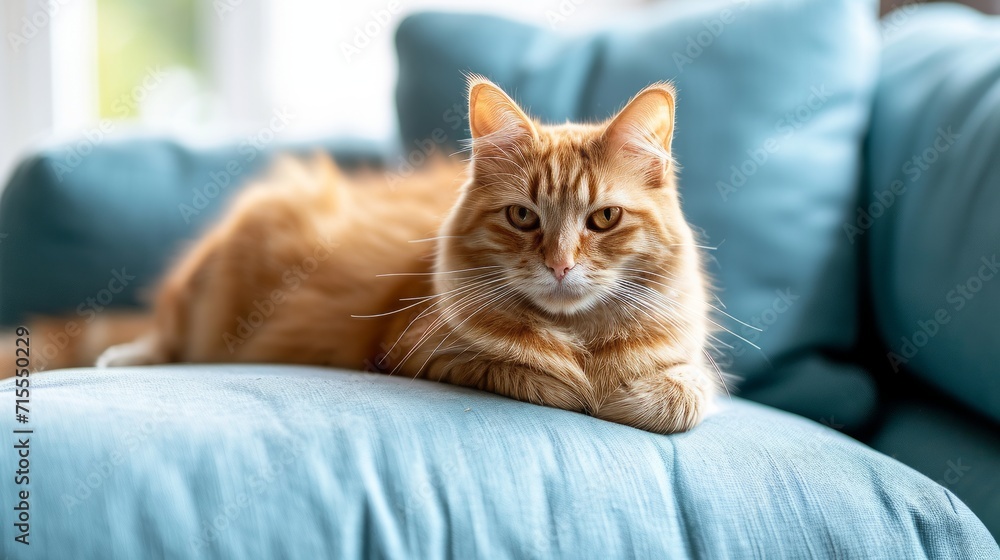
(467, 76, 537, 158)
(603, 83, 676, 179)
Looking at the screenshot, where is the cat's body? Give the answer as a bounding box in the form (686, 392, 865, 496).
(10, 79, 719, 434)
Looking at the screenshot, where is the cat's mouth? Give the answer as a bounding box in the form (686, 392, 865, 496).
(527, 276, 597, 315)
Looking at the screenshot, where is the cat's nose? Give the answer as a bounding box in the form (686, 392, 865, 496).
(547, 258, 576, 281)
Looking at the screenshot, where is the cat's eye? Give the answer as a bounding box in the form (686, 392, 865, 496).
(506, 205, 540, 231)
(588, 207, 623, 231)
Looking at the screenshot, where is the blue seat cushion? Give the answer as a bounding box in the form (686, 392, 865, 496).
(1, 366, 995, 558)
(870, 393, 1000, 538)
(394, 0, 880, 429)
(867, 4, 1000, 423)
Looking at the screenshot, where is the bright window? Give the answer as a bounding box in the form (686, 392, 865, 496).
(1, 0, 641, 183)
(96, 0, 205, 121)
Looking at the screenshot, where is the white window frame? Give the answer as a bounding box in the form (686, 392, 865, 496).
(1, 0, 96, 185)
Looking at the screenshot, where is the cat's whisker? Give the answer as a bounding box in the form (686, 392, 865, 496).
(703, 349, 732, 401)
(615, 279, 711, 346)
(467, 154, 521, 167)
(380, 275, 511, 365)
(375, 275, 508, 361)
(705, 333, 735, 350)
(617, 262, 683, 283)
(407, 274, 509, 323)
(398, 271, 507, 301)
(610, 285, 684, 335)
(615, 267, 762, 333)
(412, 286, 521, 378)
(354, 271, 505, 318)
(390, 281, 514, 371)
(375, 265, 501, 278)
(393, 283, 516, 376)
(596, 289, 642, 331)
(434, 291, 527, 375)
(351, 298, 434, 319)
(408, 235, 465, 244)
(619, 278, 761, 351)
(668, 243, 718, 251)
(450, 142, 474, 157)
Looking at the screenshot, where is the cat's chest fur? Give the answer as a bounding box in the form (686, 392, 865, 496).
(503, 312, 691, 400)
(566, 322, 683, 376)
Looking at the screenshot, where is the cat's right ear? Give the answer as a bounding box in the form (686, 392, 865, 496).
(467, 75, 537, 159)
(602, 83, 676, 183)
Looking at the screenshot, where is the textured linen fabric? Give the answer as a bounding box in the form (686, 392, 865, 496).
(394, 0, 880, 429)
(0, 137, 388, 326)
(1, 366, 995, 559)
(870, 395, 1000, 539)
(866, 4, 1000, 423)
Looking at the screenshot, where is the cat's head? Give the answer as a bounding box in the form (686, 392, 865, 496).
(437, 77, 698, 317)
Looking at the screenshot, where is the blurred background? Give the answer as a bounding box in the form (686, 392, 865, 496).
(2, 0, 995, 186)
(0, 0, 653, 184)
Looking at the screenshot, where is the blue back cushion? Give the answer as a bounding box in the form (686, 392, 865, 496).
(0, 139, 268, 323)
(394, 0, 879, 427)
(0, 138, 386, 326)
(867, 4, 1000, 422)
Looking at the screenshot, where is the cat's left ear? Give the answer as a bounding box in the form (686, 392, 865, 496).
(467, 76, 538, 158)
(603, 83, 676, 178)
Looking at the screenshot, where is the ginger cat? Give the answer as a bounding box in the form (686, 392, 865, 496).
(12, 78, 719, 434)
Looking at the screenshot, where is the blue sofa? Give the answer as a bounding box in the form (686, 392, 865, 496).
(2, 1, 999, 557)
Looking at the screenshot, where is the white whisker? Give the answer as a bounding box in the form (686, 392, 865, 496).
(375, 265, 501, 278)
(408, 235, 465, 244)
(379, 274, 511, 364)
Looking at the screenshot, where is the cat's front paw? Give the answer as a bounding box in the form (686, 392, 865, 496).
(95, 334, 164, 368)
(595, 364, 715, 434)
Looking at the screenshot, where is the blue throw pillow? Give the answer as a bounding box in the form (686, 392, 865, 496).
(394, 0, 880, 428)
(866, 4, 1000, 422)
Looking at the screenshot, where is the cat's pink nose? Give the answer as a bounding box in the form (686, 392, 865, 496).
(547, 258, 576, 281)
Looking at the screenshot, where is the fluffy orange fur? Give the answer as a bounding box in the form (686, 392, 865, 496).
(9, 78, 719, 434)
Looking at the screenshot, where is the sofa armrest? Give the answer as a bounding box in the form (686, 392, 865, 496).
(0, 134, 393, 326)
